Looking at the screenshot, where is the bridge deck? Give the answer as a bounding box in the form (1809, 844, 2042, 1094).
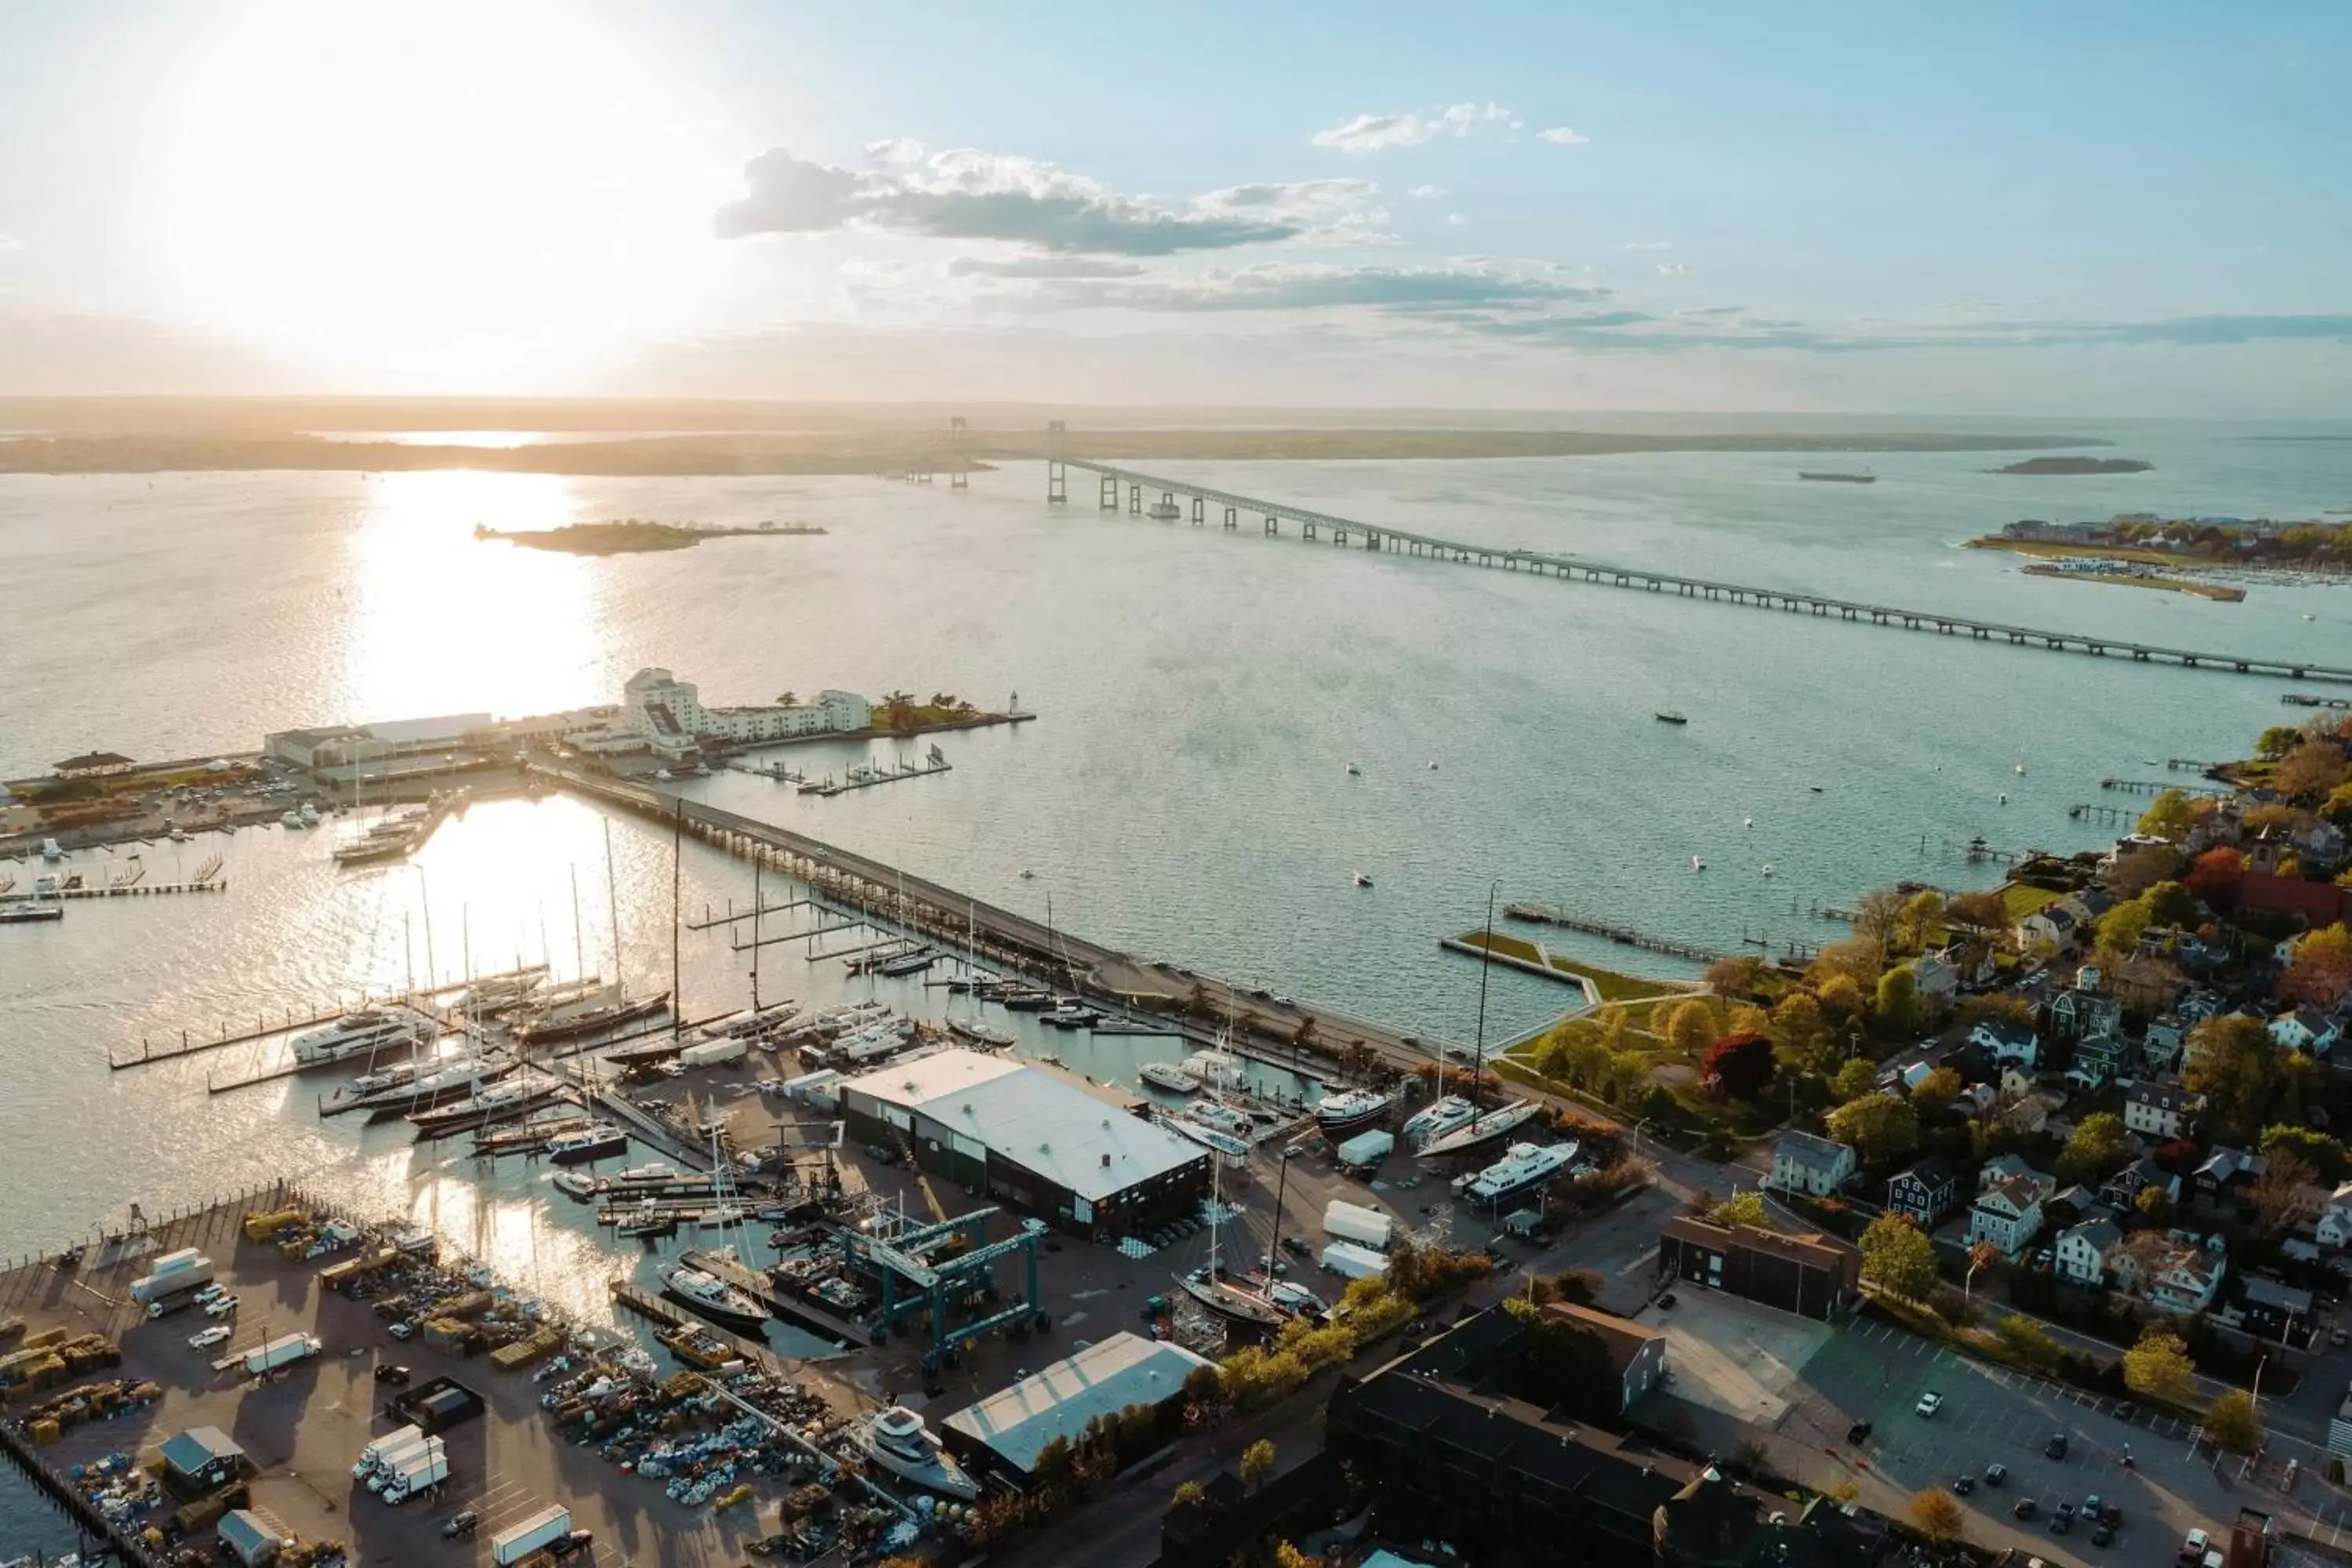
(1063, 459, 2351, 684)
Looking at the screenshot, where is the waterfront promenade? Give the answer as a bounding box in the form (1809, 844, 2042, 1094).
(1058, 459, 2352, 685)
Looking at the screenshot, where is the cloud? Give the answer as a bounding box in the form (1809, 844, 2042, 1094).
(1196, 179, 1375, 215)
(1310, 102, 1513, 153)
(1028, 261, 1613, 318)
(1623, 240, 1673, 252)
(0, 234, 20, 252)
(1406, 185, 1446, 200)
(717, 145, 1300, 255)
(1535, 126, 1590, 146)
(946, 256, 1146, 279)
(1657, 261, 1690, 278)
(1445, 213, 1468, 227)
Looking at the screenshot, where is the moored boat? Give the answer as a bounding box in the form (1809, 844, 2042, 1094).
(947, 1018, 1016, 1049)
(1312, 1085, 1398, 1134)
(858, 1406, 978, 1499)
(1416, 1101, 1543, 1160)
(1138, 1062, 1201, 1094)
(658, 1261, 769, 1334)
(1400, 1094, 1479, 1149)
(289, 1007, 434, 1067)
(546, 1123, 629, 1164)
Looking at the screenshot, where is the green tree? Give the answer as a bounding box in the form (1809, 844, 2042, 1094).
(2122, 1323, 2195, 1404)
(1895, 889, 1947, 954)
(2184, 1014, 2279, 1136)
(2060, 1112, 2134, 1182)
(1994, 1314, 2063, 1373)
(2205, 1389, 2264, 1454)
(1829, 1057, 1878, 1103)
(2135, 1183, 2175, 1224)
(2096, 898, 2153, 958)
(1239, 1439, 1276, 1492)
(1769, 990, 1830, 1068)
(2142, 879, 2199, 930)
(2256, 726, 2304, 761)
(1858, 1213, 1938, 1301)
(1909, 1488, 1965, 1542)
(2260, 1124, 2346, 1181)
(1914, 1065, 1962, 1105)
(1709, 1190, 1771, 1229)
(2137, 786, 2199, 840)
(1664, 998, 1717, 1060)
(1875, 964, 1918, 1034)
(1171, 1479, 1206, 1508)
(1826, 1092, 1920, 1168)
(1817, 973, 1867, 1025)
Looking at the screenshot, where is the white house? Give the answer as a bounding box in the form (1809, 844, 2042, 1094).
(2145, 1236, 2228, 1316)
(2318, 1183, 2352, 1250)
(1970, 1020, 2038, 1069)
(1976, 1153, 2055, 1200)
(2123, 1082, 2201, 1142)
(1770, 1132, 1857, 1198)
(2055, 1218, 2123, 1287)
(2269, 1007, 2341, 1058)
(1969, 1176, 2046, 1258)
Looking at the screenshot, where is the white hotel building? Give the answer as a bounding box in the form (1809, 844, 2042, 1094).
(609, 668, 871, 761)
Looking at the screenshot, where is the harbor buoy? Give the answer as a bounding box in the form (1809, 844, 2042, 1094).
(1761, 864, 1774, 877)
(1743, 816, 1755, 830)
(1998, 793, 2009, 805)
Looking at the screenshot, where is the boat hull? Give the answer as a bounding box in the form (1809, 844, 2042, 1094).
(1177, 1275, 1287, 1329)
(548, 1131, 629, 1165)
(1416, 1103, 1542, 1160)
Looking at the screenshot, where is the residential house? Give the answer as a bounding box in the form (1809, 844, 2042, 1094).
(2318, 1183, 2352, 1250)
(2049, 986, 2125, 1043)
(2048, 1185, 2111, 1225)
(2020, 902, 2084, 953)
(2191, 1148, 2267, 1220)
(2098, 1153, 2180, 1214)
(1971, 1019, 2039, 1069)
(1978, 1153, 2056, 1200)
(2125, 1082, 2202, 1142)
(2177, 989, 2227, 1026)
(1769, 1132, 1857, 1198)
(1999, 1087, 2063, 1134)
(1541, 1302, 1667, 1416)
(1884, 1159, 1960, 1228)
(2142, 1016, 2188, 1073)
(2066, 1027, 2129, 1091)
(2269, 1007, 2340, 1058)
(2055, 1218, 2124, 1287)
(2294, 818, 2348, 871)
(2114, 955, 2187, 1015)
(1911, 950, 1961, 1004)
(1969, 1176, 2047, 1258)
(2229, 1276, 2315, 1344)
(2144, 1235, 2229, 1315)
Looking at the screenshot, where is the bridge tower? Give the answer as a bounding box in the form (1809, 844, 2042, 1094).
(1046, 419, 1067, 503)
(949, 416, 968, 489)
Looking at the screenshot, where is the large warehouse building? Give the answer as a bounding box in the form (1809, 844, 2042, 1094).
(839, 1050, 1211, 1235)
(942, 1331, 1214, 1486)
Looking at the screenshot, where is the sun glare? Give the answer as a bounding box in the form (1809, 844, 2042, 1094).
(161, 0, 717, 389)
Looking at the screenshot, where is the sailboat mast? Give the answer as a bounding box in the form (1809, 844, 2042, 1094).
(604, 818, 623, 999)
(750, 853, 762, 1011)
(570, 866, 586, 985)
(1469, 880, 1497, 1087)
(670, 801, 684, 1033)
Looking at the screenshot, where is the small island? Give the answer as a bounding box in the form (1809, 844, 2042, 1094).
(1996, 457, 2153, 475)
(474, 519, 826, 555)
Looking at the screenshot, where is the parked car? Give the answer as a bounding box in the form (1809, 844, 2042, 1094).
(1281, 1236, 1312, 1258)
(2045, 1432, 2069, 1459)
(202, 1296, 238, 1318)
(1951, 1475, 1973, 1496)
(187, 1325, 232, 1350)
(2092, 1522, 2115, 1547)
(1984, 1463, 2008, 1488)
(2181, 1529, 2211, 1564)
(372, 1364, 411, 1385)
(1915, 1391, 1944, 1417)
(441, 1511, 477, 1539)
(1657, 1292, 1677, 1308)
(2013, 1497, 2037, 1520)
(1846, 1421, 1874, 1444)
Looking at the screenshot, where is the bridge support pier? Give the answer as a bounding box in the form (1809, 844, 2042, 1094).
(1099, 475, 1117, 510)
(1303, 521, 1317, 540)
(1223, 506, 1237, 529)
(1264, 514, 1279, 535)
(1190, 496, 1203, 524)
(1128, 484, 1142, 514)
(1047, 460, 1066, 503)
(1367, 531, 1381, 550)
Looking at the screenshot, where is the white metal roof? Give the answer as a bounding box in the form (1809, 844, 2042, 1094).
(844, 1049, 1205, 1203)
(942, 1331, 1212, 1474)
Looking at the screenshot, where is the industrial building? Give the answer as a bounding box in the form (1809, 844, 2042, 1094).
(1657, 1214, 1860, 1322)
(839, 1050, 1210, 1234)
(265, 712, 495, 773)
(941, 1331, 1212, 1486)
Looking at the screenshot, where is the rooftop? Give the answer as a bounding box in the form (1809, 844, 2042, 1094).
(1544, 1301, 1663, 1377)
(942, 1331, 1211, 1475)
(844, 1048, 1204, 1202)
(1659, 1214, 1857, 1274)
(160, 1425, 245, 1474)
(1774, 1131, 1853, 1173)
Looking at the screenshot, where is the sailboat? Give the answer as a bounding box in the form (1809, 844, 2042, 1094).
(658, 1108, 768, 1332)
(946, 901, 1016, 1048)
(1174, 1158, 1288, 1329)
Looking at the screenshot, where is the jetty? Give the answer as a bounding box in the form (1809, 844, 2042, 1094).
(2100, 776, 2230, 797)
(1051, 455, 2352, 685)
(1501, 902, 1721, 964)
(2284, 693, 2352, 710)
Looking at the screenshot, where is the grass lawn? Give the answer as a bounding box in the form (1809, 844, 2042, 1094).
(2000, 884, 2061, 920)
(1457, 930, 1689, 1002)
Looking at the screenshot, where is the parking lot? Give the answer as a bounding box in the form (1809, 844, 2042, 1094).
(1630, 1290, 2352, 1568)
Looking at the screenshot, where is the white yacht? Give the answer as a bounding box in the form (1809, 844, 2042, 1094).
(1457, 1142, 1579, 1205)
(38, 838, 63, 862)
(858, 1406, 978, 1499)
(289, 1007, 434, 1066)
(1417, 1101, 1544, 1161)
(1161, 1115, 1250, 1159)
(1139, 1062, 1202, 1094)
(1184, 1101, 1252, 1137)
(657, 1261, 768, 1334)
(1401, 1094, 1479, 1149)
(551, 1171, 598, 1200)
(1179, 1048, 1248, 1091)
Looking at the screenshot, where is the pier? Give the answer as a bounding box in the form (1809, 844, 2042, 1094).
(2069, 801, 2140, 826)
(1501, 902, 1722, 964)
(2283, 694, 2352, 710)
(2099, 776, 2230, 797)
(107, 1004, 358, 1071)
(1051, 456, 2352, 686)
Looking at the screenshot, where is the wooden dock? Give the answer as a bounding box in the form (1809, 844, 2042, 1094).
(1500, 903, 1720, 963)
(807, 756, 951, 797)
(2099, 776, 2230, 797)
(109, 1004, 357, 1071)
(680, 1246, 869, 1347)
(2069, 802, 2138, 826)
(2283, 694, 2352, 710)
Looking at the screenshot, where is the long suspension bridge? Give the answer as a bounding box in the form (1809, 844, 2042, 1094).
(1041, 444, 2352, 685)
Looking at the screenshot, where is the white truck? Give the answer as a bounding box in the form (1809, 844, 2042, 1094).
(364, 1433, 434, 1492)
(1335, 1130, 1394, 1171)
(244, 1332, 321, 1376)
(1323, 1200, 1392, 1251)
(492, 1504, 573, 1565)
(679, 1037, 747, 1069)
(1322, 1240, 1390, 1280)
(379, 1438, 449, 1504)
(353, 1425, 423, 1480)
(131, 1254, 215, 1305)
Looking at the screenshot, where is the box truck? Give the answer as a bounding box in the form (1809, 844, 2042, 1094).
(493, 1504, 573, 1565)
(245, 1333, 321, 1376)
(1322, 1200, 1392, 1252)
(379, 1439, 449, 1504)
(131, 1257, 215, 1305)
(364, 1433, 433, 1492)
(353, 1425, 423, 1479)
(1335, 1130, 1393, 1171)
(679, 1038, 747, 1069)
(1321, 1240, 1389, 1281)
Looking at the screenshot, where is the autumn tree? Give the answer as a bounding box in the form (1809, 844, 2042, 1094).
(1914, 1065, 1962, 1105)
(1710, 1190, 1770, 1229)
(1700, 1032, 1775, 1099)
(1955, 993, 2033, 1032)
(1829, 1058, 1878, 1103)
(1817, 973, 1867, 1027)
(2137, 788, 2200, 841)
(1875, 964, 1918, 1033)
(1664, 999, 1718, 1061)
(1703, 953, 1765, 1000)
(2096, 898, 2154, 959)
(2249, 1149, 2322, 1236)
(1849, 887, 1908, 952)
(2184, 1014, 2280, 1136)
(2108, 844, 2184, 899)
(1944, 888, 2008, 931)
(1858, 1213, 1937, 1301)
(2260, 1124, 2345, 1181)
(1827, 1092, 1920, 1168)
(2256, 725, 2306, 760)
(2274, 739, 2350, 800)
(2187, 848, 2245, 898)
(2205, 1389, 2264, 1454)
(1994, 1314, 2063, 1373)
(2142, 879, 2199, 930)
(2060, 1112, 2133, 1182)
(2284, 924, 2352, 1009)
(1908, 1488, 1964, 1541)
(1769, 991, 1832, 1072)
(1240, 1439, 1276, 1492)
(2123, 1323, 2195, 1403)
(1810, 936, 1886, 993)
(1895, 889, 1947, 954)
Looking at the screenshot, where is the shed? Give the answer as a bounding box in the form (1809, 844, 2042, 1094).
(217, 1508, 282, 1566)
(161, 1425, 249, 1493)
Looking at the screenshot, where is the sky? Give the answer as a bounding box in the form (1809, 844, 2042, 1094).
(0, 0, 2347, 414)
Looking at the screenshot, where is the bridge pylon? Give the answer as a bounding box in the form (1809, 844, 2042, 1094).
(949, 416, 968, 490)
(1046, 419, 1067, 503)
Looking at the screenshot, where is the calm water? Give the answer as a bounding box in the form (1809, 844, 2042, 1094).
(1, 420, 2348, 1544)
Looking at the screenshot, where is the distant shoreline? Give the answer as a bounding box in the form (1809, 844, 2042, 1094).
(0, 427, 2109, 477)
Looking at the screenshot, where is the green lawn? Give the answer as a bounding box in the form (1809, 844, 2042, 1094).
(2001, 884, 2061, 920)
(1456, 930, 1688, 1001)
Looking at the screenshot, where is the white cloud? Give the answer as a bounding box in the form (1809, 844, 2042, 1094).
(717, 145, 1301, 255)
(1406, 185, 1446, 200)
(1023, 260, 1614, 317)
(1657, 261, 1690, 278)
(0, 234, 22, 252)
(946, 255, 1146, 279)
(1445, 213, 1468, 227)
(1623, 240, 1674, 252)
(1310, 102, 1513, 154)
(1196, 179, 1378, 220)
(1536, 126, 1590, 146)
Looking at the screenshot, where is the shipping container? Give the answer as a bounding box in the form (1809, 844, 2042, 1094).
(679, 1038, 748, 1069)
(1322, 1200, 1392, 1251)
(1321, 1240, 1389, 1280)
(130, 1258, 215, 1304)
(1335, 1130, 1394, 1171)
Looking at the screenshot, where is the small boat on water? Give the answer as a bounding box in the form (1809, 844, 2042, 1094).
(552, 1171, 598, 1200)
(858, 1406, 979, 1500)
(546, 1123, 629, 1165)
(947, 1018, 1016, 1049)
(1798, 470, 1875, 483)
(1654, 711, 1689, 725)
(656, 1322, 739, 1370)
(877, 947, 939, 978)
(615, 1203, 676, 1240)
(408, 1071, 563, 1137)
(997, 989, 1052, 1011)
(1352, 871, 1374, 887)
(1138, 1062, 1202, 1094)
(1417, 1101, 1544, 1161)
(608, 1160, 681, 1186)
(659, 1261, 768, 1334)
(0, 899, 64, 924)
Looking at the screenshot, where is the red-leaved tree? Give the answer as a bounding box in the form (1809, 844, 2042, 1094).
(1700, 1031, 1775, 1099)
